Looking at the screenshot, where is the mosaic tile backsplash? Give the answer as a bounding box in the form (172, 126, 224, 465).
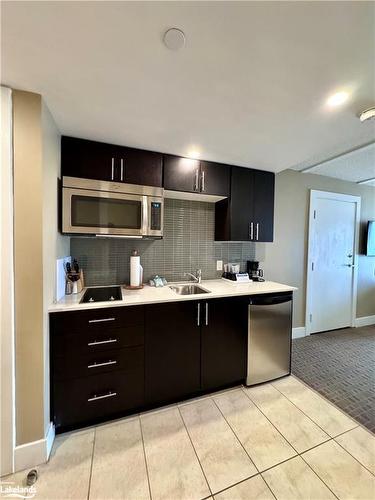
(71, 199, 256, 286)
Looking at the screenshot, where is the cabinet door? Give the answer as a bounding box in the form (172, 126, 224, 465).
(145, 301, 201, 405)
(230, 166, 254, 241)
(201, 297, 248, 391)
(115, 146, 162, 187)
(199, 161, 230, 197)
(61, 136, 117, 181)
(163, 155, 200, 193)
(252, 170, 275, 242)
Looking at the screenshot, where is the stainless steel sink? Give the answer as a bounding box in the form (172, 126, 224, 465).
(169, 284, 210, 295)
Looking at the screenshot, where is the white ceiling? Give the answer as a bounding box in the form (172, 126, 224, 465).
(2, 1, 375, 173)
(298, 142, 375, 186)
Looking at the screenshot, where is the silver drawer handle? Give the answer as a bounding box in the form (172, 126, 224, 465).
(88, 360, 117, 369)
(88, 391, 117, 402)
(88, 338, 117, 346)
(88, 317, 115, 324)
(111, 158, 115, 180)
(256, 223, 259, 240)
(120, 158, 124, 181)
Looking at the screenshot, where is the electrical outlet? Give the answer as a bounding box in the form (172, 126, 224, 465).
(216, 260, 223, 271)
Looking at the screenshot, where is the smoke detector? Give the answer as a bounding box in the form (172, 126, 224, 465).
(163, 28, 186, 50)
(359, 107, 375, 122)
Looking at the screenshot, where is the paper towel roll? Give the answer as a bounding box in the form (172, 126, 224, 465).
(130, 254, 141, 286)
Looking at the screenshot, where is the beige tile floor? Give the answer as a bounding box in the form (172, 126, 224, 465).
(2, 375, 374, 500)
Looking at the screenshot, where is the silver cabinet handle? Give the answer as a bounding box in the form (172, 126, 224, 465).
(256, 223, 259, 241)
(201, 171, 205, 192)
(88, 317, 115, 324)
(88, 360, 117, 369)
(197, 303, 201, 326)
(205, 302, 209, 326)
(88, 338, 117, 346)
(194, 169, 199, 191)
(250, 222, 254, 240)
(120, 158, 124, 181)
(88, 391, 117, 402)
(111, 158, 115, 180)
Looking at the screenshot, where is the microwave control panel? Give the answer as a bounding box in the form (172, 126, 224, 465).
(150, 201, 162, 230)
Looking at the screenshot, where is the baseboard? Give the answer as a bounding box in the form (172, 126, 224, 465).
(354, 315, 375, 327)
(292, 326, 306, 339)
(14, 422, 55, 472)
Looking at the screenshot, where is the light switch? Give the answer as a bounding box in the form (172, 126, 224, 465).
(216, 260, 223, 271)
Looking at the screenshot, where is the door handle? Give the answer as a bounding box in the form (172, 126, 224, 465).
(88, 391, 117, 402)
(88, 338, 117, 346)
(250, 222, 254, 240)
(256, 223, 259, 241)
(205, 302, 209, 326)
(88, 317, 115, 324)
(120, 158, 124, 181)
(194, 170, 199, 191)
(201, 171, 205, 192)
(88, 360, 117, 369)
(197, 303, 201, 326)
(111, 158, 115, 180)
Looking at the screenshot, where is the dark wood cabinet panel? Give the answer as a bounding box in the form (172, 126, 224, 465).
(215, 167, 274, 242)
(53, 368, 144, 430)
(61, 136, 116, 181)
(61, 136, 162, 187)
(252, 170, 275, 242)
(145, 301, 201, 405)
(163, 155, 200, 193)
(163, 155, 230, 197)
(115, 145, 162, 187)
(200, 161, 230, 197)
(201, 297, 248, 391)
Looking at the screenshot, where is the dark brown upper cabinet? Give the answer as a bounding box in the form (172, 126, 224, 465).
(61, 136, 163, 187)
(163, 155, 230, 197)
(215, 167, 275, 242)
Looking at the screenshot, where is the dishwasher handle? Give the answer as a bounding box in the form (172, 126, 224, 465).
(250, 293, 292, 306)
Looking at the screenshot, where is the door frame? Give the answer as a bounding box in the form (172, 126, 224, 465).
(1, 86, 16, 476)
(305, 190, 361, 336)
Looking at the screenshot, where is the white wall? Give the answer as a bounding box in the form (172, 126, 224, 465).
(0, 86, 15, 476)
(256, 169, 375, 328)
(42, 100, 70, 435)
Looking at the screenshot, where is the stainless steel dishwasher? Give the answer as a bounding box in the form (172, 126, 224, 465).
(246, 292, 292, 386)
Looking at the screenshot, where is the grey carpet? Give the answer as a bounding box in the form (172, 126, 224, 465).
(292, 325, 375, 434)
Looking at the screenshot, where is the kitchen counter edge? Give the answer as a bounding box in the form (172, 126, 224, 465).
(49, 280, 297, 313)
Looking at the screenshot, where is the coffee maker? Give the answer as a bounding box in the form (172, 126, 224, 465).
(247, 260, 265, 282)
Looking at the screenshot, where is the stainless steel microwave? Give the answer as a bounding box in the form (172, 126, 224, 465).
(62, 177, 164, 238)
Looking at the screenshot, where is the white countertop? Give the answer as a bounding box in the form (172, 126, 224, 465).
(49, 279, 296, 313)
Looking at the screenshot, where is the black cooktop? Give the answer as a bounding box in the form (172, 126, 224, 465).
(80, 286, 122, 303)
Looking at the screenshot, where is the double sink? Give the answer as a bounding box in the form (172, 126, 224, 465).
(80, 283, 209, 303)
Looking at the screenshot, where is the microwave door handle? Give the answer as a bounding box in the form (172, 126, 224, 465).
(142, 196, 149, 236)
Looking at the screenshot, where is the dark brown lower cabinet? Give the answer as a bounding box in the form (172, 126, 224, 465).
(50, 297, 249, 431)
(201, 297, 248, 391)
(145, 301, 201, 405)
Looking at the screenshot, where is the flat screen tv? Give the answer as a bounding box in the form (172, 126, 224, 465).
(366, 221, 375, 256)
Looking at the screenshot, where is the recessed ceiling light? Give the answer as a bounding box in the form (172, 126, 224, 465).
(187, 150, 201, 159)
(326, 91, 349, 107)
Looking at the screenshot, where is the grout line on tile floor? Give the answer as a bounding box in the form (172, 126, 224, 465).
(333, 435, 375, 477)
(86, 427, 96, 500)
(240, 387, 300, 455)
(138, 414, 153, 500)
(210, 396, 260, 474)
(270, 382, 332, 439)
(299, 450, 341, 499)
(331, 425, 360, 439)
(278, 375, 361, 428)
(177, 405, 213, 498)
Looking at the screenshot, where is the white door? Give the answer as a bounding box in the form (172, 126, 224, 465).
(306, 190, 360, 334)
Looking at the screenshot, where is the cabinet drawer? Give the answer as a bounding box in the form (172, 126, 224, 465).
(53, 368, 144, 430)
(50, 306, 144, 335)
(52, 324, 144, 357)
(53, 346, 144, 381)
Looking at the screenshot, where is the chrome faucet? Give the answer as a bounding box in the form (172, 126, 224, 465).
(184, 269, 202, 284)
